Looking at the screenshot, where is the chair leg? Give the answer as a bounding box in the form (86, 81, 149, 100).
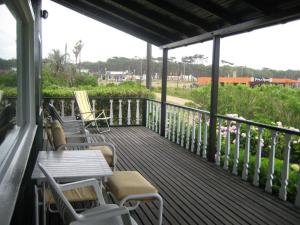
(35, 186, 40, 225)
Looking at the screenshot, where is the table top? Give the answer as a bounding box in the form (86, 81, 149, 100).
(31, 150, 112, 182)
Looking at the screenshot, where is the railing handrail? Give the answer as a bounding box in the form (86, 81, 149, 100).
(217, 114, 300, 136)
(146, 99, 210, 115)
(42, 96, 144, 100)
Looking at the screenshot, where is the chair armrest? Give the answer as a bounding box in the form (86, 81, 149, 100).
(64, 133, 106, 142)
(59, 178, 103, 204)
(78, 205, 133, 225)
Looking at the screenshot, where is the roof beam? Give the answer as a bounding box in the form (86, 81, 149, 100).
(110, 0, 201, 37)
(241, 0, 278, 14)
(185, 0, 239, 24)
(161, 7, 300, 49)
(145, 0, 218, 31)
(54, 0, 171, 45)
(81, 0, 182, 41)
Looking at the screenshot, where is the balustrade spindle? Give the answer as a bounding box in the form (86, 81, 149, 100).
(253, 127, 264, 186)
(265, 131, 278, 193)
(152, 101, 155, 130)
(148, 101, 152, 129)
(146, 100, 149, 128)
(191, 112, 196, 152)
(242, 125, 251, 181)
(196, 113, 202, 155)
(50, 99, 54, 105)
(215, 118, 222, 165)
(118, 99, 122, 126)
(168, 106, 173, 140)
(185, 111, 191, 150)
(136, 99, 140, 125)
(202, 114, 208, 158)
(165, 109, 168, 138)
(172, 107, 177, 142)
(4, 99, 8, 106)
(127, 99, 131, 125)
(223, 121, 231, 170)
(71, 100, 75, 117)
(60, 100, 65, 117)
(92, 99, 96, 118)
(279, 134, 292, 200)
(181, 111, 185, 147)
(158, 104, 161, 135)
(295, 172, 300, 207)
(232, 123, 241, 175)
(176, 109, 181, 144)
(109, 100, 114, 125)
(155, 103, 159, 133)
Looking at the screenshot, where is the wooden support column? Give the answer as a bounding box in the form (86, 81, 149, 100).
(160, 48, 168, 137)
(146, 43, 152, 89)
(208, 35, 221, 162)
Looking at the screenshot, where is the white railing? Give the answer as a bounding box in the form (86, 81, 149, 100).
(146, 99, 300, 207)
(43, 97, 144, 126)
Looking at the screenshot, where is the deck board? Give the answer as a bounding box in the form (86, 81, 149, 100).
(102, 127, 300, 225)
(44, 126, 300, 225)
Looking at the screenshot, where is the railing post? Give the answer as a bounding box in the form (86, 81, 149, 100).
(181, 110, 185, 147)
(160, 48, 168, 137)
(208, 35, 221, 162)
(253, 127, 263, 186)
(127, 99, 131, 125)
(168, 106, 173, 140)
(136, 99, 140, 125)
(118, 99, 122, 126)
(279, 134, 292, 201)
(145, 100, 149, 127)
(109, 99, 114, 126)
(155, 103, 159, 133)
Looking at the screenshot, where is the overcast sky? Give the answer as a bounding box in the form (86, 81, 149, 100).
(1, 0, 300, 70)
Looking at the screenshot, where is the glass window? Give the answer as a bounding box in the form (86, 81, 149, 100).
(0, 5, 17, 153)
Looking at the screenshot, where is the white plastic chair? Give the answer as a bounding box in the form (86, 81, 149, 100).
(37, 162, 137, 225)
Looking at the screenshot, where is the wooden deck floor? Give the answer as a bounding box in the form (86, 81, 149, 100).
(102, 127, 300, 225)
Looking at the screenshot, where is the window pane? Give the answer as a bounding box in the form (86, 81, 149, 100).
(0, 5, 17, 146)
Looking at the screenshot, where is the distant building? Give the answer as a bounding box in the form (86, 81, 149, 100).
(168, 75, 196, 81)
(105, 71, 129, 81)
(197, 76, 300, 87)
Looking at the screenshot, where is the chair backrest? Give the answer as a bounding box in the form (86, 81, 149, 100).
(74, 91, 94, 121)
(48, 103, 64, 124)
(38, 162, 79, 224)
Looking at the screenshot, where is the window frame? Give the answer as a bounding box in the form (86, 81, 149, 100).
(0, 0, 38, 224)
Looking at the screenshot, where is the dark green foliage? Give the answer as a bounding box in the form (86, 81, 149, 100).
(73, 74, 98, 87)
(0, 71, 17, 87)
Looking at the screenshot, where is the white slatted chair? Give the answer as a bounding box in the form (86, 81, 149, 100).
(74, 90, 110, 133)
(38, 163, 137, 225)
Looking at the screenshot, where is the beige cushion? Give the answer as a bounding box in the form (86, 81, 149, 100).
(89, 145, 113, 167)
(107, 171, 158, 201)
(51, 120, 66, 150)
(45, 186, 97, 204)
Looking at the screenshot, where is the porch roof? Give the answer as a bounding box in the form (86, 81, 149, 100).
(52, 0, 300, 48)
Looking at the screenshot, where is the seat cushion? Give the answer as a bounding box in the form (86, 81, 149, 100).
(51, 120, 66, 150)
(107, 171, 158, 201)
(45, 186, 97, 204)
(88, 145, 113, 167)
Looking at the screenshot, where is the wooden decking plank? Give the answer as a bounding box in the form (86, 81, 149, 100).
(108, 129, 262, 225)
(107, 129, 241, 225)
(140, 131, 300, 223)
(103, 127, 300, 225)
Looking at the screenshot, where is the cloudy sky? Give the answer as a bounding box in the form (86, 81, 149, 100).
(1, 0, 300, 70)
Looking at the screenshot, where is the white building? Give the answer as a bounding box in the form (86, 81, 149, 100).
(105, 71, 129, 81)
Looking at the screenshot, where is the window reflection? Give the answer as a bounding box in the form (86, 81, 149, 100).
(0, 5, 17, 145)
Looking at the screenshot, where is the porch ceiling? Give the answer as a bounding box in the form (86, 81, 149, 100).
(52, 0, 300, 48)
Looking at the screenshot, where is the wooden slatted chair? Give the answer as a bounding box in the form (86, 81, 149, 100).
(74, 90, 110, 133)
(37, 162, 137, 225)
